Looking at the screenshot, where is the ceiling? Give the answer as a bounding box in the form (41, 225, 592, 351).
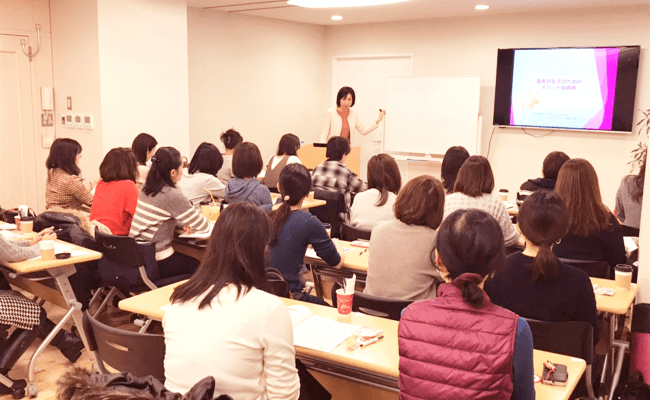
(186, 0, 649, 26)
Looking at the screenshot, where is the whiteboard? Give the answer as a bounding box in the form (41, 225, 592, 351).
(384, 77, 481, 156)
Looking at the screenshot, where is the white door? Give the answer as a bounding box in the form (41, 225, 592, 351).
(0, 34, 39, 211)
(333, 56, 412, 180)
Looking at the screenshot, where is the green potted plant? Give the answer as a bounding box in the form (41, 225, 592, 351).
(631, 107, 650, 171)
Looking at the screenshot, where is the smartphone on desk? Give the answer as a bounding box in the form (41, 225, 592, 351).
(542, 363, 568, 386)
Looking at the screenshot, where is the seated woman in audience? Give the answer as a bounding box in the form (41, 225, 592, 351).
(217, 129, 243, 185)
(441, 146, 470, 193)
(554, 158, 626, 271)
(177, 142, 225, 208)
(0, 229, 84, 394)
(350, 153, 401, 230)
(45, 138, 94, 211)
(520, 151, 570, 192)
(615, 154, 645, 237)
(268, 164, 345, 304)
(364, 175, 444, 300)
(485, 190, 598, 343)
(89, 148, 139, 235)
(164, 202, 300, 399)
(312, 136, 366, 212)
(261, 133, 302, 192)
(131, 132, 158, 188)
(225, 142, 272, 210)
(399, 209, 534, 400)
(444, 155, 520, 247)
(129, 147, 210, 278)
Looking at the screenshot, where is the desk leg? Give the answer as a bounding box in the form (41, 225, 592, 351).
(49, 266, 104, 373)
(608, 340, 629, 400)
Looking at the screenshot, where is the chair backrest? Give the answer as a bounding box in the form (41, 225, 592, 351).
(524, 318, 593, 365)
(341, 222, 371, 241)
(82, 311, 166, 381)
(558, 257, 610, 279)
(310, 189, 346, 238)
(95, 230, 161, 287)
(265, 268, 290, 298)
(330, 282, 412, 321)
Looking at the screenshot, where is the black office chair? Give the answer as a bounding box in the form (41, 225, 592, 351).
(331, 282, 413, 321)
(310, 189, 346, 238)
(340, 222, 371, 241)
(92, 231, 192, 318)
(82, 311, 165, 382)
(524, 318, 596, 399)
(265, 268, 290, 298)
(558, 257, 610, 279)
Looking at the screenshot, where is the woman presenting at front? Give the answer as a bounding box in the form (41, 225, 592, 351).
(320, 86, 385, 143)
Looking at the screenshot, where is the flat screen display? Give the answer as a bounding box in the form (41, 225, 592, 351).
(493, 46, 640, 132)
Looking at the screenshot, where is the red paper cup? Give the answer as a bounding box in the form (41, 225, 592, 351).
(336, 288, 353, 315)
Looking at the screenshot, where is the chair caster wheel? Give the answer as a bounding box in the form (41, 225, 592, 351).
(26, 383, 37, 398)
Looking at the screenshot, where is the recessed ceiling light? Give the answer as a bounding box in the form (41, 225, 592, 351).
(475, 4, 489, 10)
(331, 15, 343, 20)
(288, 0, 409, 8)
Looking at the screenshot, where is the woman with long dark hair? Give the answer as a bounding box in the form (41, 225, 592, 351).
(131, 133, 158, 188)
(350, 153, 401, 229)
(45, 138, 93, 210)
(615, 154, 645, 236)
(441, 146, 470, 193)
(485, 190, 598, 342)
(164, 202, 300, 398)
(129, 147, 210, 278)
(554, 158, 626, 270)
(399, 209, 534, 400)
(268, 164, 344, 303)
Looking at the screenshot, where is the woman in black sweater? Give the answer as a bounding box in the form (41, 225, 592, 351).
(552, 158, 626, 272)
(485, 190, 599, 343)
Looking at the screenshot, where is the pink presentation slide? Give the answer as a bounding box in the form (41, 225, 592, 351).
(510, 48, 619, 130)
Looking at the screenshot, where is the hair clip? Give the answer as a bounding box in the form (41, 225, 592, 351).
(151, 156, 159, 163)
(283, 195, 290, 201)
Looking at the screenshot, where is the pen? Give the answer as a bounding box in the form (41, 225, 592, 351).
(359, 335, 384, 348)
(358, 248, 368, 256)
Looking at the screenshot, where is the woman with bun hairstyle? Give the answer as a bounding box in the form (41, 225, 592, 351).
(129, 147, 210, 278)
(553, 158, 626, 271)
(45, 138, 94, 210)
(350, 153, 401, 230)
(131, 133, 158, 188)
(320, 86, 385, 143)
(399, 209, 534, 400)
(217, 129, 243, 185)
(268, 164, 345, 304)
(485, 190, 598, 342)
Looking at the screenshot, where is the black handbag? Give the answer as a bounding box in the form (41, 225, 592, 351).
(614, 372, 650, 400)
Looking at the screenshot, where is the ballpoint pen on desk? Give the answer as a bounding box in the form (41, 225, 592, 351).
(347, 335, 385, 351)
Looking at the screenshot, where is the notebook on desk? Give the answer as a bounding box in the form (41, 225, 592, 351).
(288, 305, 360, 352)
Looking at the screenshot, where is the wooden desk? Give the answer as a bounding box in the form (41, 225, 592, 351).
(270, 193, 327, 211)
(0, 240, 103, 397)
(298, 144, 361, 177)
(119, 282, 584, 400)
(591, 277, 638, 315)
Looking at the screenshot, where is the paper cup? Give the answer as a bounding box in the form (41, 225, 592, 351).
(323, 223, 332, 237)
(39, 240, 56, 261)
(615, 264, 633, 290)
(499, 189, 509, 201)
(201, 202, 220, 222)
(336, 288, 353, 315)
(20, 218, 33, 233)
(14, 215, 21, 231)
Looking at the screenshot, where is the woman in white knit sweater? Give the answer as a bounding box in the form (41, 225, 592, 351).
(350, 153, 401, 230)
(444, 155, 520, 247)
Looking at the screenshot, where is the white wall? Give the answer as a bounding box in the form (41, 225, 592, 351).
(97, 0, 191, 157)
(187, 8, 327, 164)
(51, 0, 103, 183)
(324, 5, 650, 208)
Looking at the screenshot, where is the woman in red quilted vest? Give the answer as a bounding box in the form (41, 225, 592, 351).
(398, 209, 535, 400)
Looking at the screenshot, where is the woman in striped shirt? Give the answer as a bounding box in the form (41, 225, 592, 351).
(129, 147, 210, 279)
(45, 138, 94, 211)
